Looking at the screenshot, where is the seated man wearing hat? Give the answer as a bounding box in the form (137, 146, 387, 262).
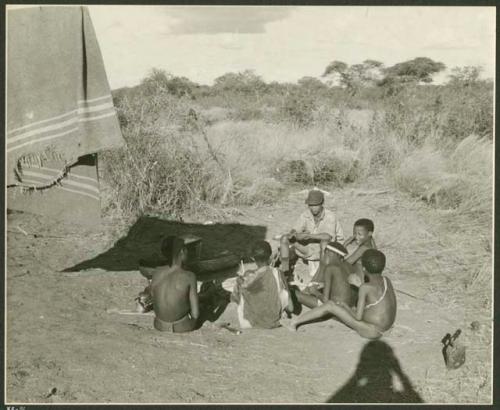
(279, 189, 345, 285)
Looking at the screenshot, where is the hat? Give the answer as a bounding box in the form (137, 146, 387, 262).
(305, 189, 324, 205)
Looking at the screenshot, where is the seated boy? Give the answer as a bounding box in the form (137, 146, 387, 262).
(230, 241, 293, 329)
(282, 249, 396, 339)
(307, 218, 377, 290)
(141, 236, 200, 333)
(292, 242, 355, 309)
(343, 218, 377, 285)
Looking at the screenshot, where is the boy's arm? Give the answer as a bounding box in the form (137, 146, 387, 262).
(278, 270, 295, 312)
(295, 232, 332, 242)
(345, 245, 368, 265)
(343, 235, 355, 247)
(321, 268, 333, 303)
(355, 285, 368, 321)
(188, 274, 200, 320)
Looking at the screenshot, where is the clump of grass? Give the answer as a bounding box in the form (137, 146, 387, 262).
(310, 149, 362, 186)
(198, 106, 233, 125)
(393, 135, 492, 215)
(235, 177, 285, 205)
(449, 135, 493, 219)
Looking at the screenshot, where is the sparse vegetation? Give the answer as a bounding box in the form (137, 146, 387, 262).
(102, 60, 493, 229)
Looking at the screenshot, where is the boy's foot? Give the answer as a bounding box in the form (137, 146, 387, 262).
(216, 322, 242, 335)
(280, 318, 298, 332)
(303, 282, 324, 295)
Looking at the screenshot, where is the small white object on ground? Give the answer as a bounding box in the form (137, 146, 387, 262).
(16, 226, 29, 236)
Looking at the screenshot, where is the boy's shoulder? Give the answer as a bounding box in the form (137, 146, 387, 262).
(156, 266, 195, 280)
(363, 275, 389, 290)
(178, 268, 196, 280)
(359, 281, 373, 291)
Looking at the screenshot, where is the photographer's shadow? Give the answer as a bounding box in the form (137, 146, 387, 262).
(328, 340, 423, 403)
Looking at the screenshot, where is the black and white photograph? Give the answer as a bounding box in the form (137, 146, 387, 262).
(4, 3, 495, 405)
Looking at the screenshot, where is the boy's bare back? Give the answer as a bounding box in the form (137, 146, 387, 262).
(359, 275, 397, 332)
(151, 266, 196, 323)
(324, 263, 354, 306)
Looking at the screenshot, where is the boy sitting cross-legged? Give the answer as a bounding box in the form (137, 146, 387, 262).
(139, 236, 200, 333)
(292, 242, 355, 309)
(230, 240, 293, 329)
(282, 249, 396, 339)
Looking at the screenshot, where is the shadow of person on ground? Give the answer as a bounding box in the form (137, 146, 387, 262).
(327, 340, 423, 403)
(63, 216, 267, 273)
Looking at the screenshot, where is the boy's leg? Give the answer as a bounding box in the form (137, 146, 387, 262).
(287, 301, 382, 339)
(279, 236, 300, 273)
(294, 288, 323, 309)
(280, 235, 292, 272)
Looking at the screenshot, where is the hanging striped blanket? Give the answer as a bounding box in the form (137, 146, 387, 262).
(7, 155, 102, 225)
(6, 6, 124, 224)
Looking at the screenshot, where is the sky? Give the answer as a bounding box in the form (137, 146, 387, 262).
(85, 6, 496, 89)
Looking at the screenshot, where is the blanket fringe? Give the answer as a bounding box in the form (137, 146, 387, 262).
(12, 146, 75, 190)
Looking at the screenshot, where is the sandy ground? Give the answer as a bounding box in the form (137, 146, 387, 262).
(5, 178, 492, 404)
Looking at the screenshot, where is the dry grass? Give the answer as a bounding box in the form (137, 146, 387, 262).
(392, 135, 492, 303)
(357, 181, 492, 404)
(393, 135, 493, 218)
(204, 119, 366, 189)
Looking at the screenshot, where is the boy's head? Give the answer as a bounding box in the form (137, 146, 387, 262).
(361, 249, 385, 274)
(161, 236, 187, 266)
(324, 241, 348, 264)
(251, 240, 272, 265)
(305, 190, 324, 217)
(353, 218, 374, 245)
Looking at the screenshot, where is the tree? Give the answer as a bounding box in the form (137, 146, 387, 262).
(213, 70, 267, 95)
(140, 68, 197, 98)
(297, 76, 328, 94)
(322, 60, 349, 77)
(383, 57, 446, 84)
(141, 68, 171, 95)
(447, 66, 483, 86)
(322, 59, 384, 95)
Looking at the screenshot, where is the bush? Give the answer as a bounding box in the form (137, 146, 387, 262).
(101, 87, 231, 220)
(100, 129, 226, 220)
(278, 90, 316, 128)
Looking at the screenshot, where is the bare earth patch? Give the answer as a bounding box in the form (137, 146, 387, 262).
(6, 178, 491, 404)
